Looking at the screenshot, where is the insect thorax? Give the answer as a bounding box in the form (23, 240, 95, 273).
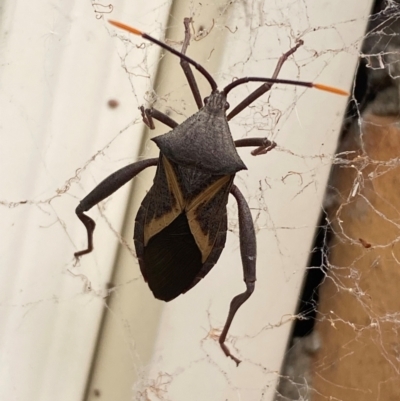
(152, 92, 247, 175)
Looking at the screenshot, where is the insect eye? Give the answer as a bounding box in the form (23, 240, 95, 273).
(203, 96, 209, 104)
(225, 102, 230, 110)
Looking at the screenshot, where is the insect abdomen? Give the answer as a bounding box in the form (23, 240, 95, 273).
(143, 212, 202, 301)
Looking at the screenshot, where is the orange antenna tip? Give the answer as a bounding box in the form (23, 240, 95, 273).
(108, 20, 143, 36)
(313, 83, 349, 96)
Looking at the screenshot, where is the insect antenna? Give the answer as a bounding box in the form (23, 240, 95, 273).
(223, 77, 348, 96)
(109, 20, 218, 93)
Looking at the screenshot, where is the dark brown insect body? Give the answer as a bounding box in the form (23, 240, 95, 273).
(135, 92, 245, 301)
(74, 19, 346, 365)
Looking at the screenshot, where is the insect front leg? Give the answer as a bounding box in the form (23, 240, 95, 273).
(227, 40, 304, 121)
(219, 184, 257, 366)
(74, 158, 158, 258)
(179, 17, 203, 109)
(230, 41, 304, 157)
(235, 137, 277, 156)
(140, 17, 203, 129)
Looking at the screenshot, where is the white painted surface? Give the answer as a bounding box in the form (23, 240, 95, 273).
(0, 1, 168, 400)
(0, 1, 371, 400)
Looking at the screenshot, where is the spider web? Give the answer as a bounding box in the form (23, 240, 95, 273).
(2, 0, 397, 400)
(276, 1, 400, 400)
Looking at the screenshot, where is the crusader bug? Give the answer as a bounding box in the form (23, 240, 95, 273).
(74, 19, 348, 365)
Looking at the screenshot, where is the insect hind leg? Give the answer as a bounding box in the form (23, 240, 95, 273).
(218, 184, 257, 366)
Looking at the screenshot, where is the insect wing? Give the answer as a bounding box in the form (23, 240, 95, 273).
(134, 155, 233, 301)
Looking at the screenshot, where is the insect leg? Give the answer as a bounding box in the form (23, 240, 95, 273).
(235, 137, 277, 156)
(140, 17, 203, 128)
(227, 40, 304, 121)
(219, 184, 256, 366)
(140, 106, 178, 129)
(74, 158, 158, 258)
(179, 17, 203, 110)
